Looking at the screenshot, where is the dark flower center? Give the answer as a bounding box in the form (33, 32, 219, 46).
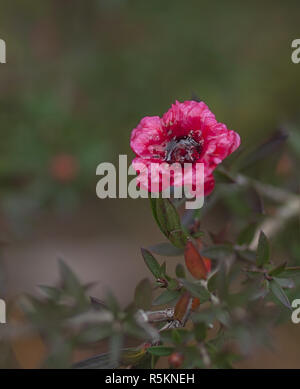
(164, 135, 203, 164)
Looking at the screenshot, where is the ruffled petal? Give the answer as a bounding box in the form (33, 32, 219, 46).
(199, 123, 241, 174)
(162, 100, 217, 141)
(130, 116, 166, 160)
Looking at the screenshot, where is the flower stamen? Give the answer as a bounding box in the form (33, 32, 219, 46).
(164, 135, 203, 164)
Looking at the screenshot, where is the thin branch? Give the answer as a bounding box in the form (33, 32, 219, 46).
(235, 173, 300, 250)
(236, 173, 298, 203)
(249, 196, 300, 250)
(199, 343, 211, 368)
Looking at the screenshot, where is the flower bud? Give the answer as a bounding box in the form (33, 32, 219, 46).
(184, 241, 208, 280)
(174, 292, 192, 323)
(168, 352, 184, 368)
(203, 257, 211, 273)
(191, 297, 200, 311)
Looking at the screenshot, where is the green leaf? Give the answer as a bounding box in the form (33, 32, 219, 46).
(268, 262, 287, 276)
(152, 289, 180, 306)
(194, 323, 207, 341)
(175, 263, 186, 279)
(256, 231, 270, 267)
(215, 309, 231, 327)
(269, 280, 291, 309)
(38, 285, 62, 300)
(147, 346, 174, 357)
(155, 198, 188, 248)
(73, 352, 118, 369)
(216, 262, 228, 298)
(171, 329, 182, 344)
(160, 328, 190, 344)
(207, 271, 218, 293)
(273, 277, 294, 289)
(191, 230, 205, 239)
(76, 324, 113, 343)
(237, 223, 257, 246)
(105, 292, 120, 316)
(148, 242, 184, 257)
(149, 197, 160, 228)
(160, 261, 167, 278)
(180, 279, 210, 302)
(278, 266, 300, 278)
(235, 248, 256, 263)
(201, 245, 234, 261)
(58, 259, 83, 298)
(141, 248, 161, 279)
(167, 279, 178, 291)
(193, 306, 230, 326)
(134, 278, 152, 310)
(121, 347, 149, 367)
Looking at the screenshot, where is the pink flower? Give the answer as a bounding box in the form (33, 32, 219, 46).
(130, 100, 240, 195)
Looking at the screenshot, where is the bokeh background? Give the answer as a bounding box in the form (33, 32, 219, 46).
(0, 0, 299, 368)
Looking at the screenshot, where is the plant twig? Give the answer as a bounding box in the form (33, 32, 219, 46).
(235, 173, 299, 250)
(249, 196, 300, 250)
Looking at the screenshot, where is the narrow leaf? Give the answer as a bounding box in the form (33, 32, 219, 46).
(207, 271, 218, 293)
(73, 352, 118, 369)
(269, 262, 287, 276)
(256, 231, 270, 267)
(134, 278, 152, 310)
(175, 263, 186, 279)
(237, 223, 257, 246)
(201, 244, 234, 261)
(273, 277, 294, 289)
(269, 280, 291, 309)
(147, 346, 174, 357)
(152, 289, 180, 306)
(141, 248, 161, 279)
(278, 267, 300, 278)
(180, 279, 210, 303)
(155, 198, 187, 248)
(148, 242, 184, 257)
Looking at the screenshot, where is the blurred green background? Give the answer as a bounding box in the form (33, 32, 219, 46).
(0, 0, 299, 368)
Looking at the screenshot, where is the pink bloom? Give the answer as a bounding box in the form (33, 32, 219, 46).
(130, 100, 240, 195)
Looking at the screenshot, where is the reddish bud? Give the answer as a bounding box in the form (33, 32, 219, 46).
(174, 292, 192, 323)
(184, 241, 208, 280)
(191, 297, 200, 311)
(203, 257, 211, 273)
(168, 352, 184, 368)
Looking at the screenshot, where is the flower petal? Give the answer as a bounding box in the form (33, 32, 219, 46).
(162, 100, 217, 141)
(130, 116, 166, 160)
